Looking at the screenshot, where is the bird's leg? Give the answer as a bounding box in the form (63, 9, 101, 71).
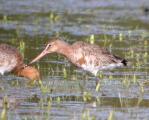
(0, 72, 4, 80)
(95, 76, 106, 96)
(95, 76, 100, 85)
(94, 71, 103, 91)
(95, 72, 106, 96)
(95, 76, 101, 92)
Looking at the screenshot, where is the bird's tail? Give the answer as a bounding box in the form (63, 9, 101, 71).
(121, 59, 127, 66)
(113, 55, 128, 66)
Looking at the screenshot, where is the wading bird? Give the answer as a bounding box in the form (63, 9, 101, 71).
(0, 43, 40, 80)
(30, 38, 127, 80)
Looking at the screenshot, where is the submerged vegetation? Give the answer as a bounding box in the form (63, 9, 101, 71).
(0, 0, 149, 120)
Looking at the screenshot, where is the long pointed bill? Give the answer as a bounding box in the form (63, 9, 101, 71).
(29, 50, 48, 64)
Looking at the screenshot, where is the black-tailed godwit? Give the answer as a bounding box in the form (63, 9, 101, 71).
(30, 38, 127, 77)
(0, 43, 40, 80)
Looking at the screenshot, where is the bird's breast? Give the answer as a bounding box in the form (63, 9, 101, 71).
(0, 55, 18, 74)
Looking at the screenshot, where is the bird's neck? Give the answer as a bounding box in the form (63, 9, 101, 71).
(57, 43, 73, 58)
(13, 64, 40, 80)
(13, 64, 26, 77)
(13, 64, 25, 73)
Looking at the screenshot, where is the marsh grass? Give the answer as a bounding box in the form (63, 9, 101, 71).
(89, 34, 95, 44)
(4, 34, 147, 120)
(0, 96, 8, 120)
(18, 40, 26, 58)
(108, 111, 115, 120)
(49, 12, 60, 23)
(63, 67, 67, 79)
(23, 33, 148, 119)
(3, 15, 8, 23)
(0, 6, 148, 119)
(81, 109, 96, 120)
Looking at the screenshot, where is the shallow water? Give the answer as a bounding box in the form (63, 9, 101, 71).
(0, 0, 149, 120)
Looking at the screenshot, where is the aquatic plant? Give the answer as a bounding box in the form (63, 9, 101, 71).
(81, 109, 96, 120)
(18, 40, 25, 58)
(0, 96, 8, 120)
(108, 111, 116, 120)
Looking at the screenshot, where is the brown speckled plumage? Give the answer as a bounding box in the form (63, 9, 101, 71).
(71, 41, 125, 67)
(0, 44, 24, 71)
(30, 38, 127, 76)
(0, 43, 40, 80)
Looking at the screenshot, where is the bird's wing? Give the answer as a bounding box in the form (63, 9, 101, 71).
(0, 44, 23, 68)
(72, 41, 123, 67)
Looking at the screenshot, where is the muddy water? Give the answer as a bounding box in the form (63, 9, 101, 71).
(0, 0, 149, 120)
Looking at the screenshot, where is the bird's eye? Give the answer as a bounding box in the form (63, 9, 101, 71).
(48, 44, 51, 47)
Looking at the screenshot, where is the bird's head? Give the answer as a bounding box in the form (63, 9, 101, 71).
(30, 37, 67, 64)
(16, 65, 40, 81)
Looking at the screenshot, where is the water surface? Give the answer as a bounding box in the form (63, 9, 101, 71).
(0, 0, 149, 120)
